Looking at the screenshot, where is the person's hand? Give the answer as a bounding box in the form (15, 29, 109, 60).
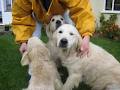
(77, 35, 90, 57)
(19, 42, 27, 54)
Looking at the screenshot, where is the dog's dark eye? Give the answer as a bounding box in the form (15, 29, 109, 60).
(61, 18, 64, 21)
(52, 19, 55, 22)
(59, 30, 63, 33)
(70, 32, 74, 35)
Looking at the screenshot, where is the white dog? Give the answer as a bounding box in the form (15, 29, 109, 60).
(21, 37, 63, 90)
(46, 15, 65, 40)
(46, 10, 74, 40)
(46, 15, 66, 67)
(49, 24, 120, 90)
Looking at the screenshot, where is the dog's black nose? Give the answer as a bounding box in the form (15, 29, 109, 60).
(59, 38, 68, 48)
(61, 38, 68, 44)
(56, 20, 62, 29)
(56, 20, 61, 25)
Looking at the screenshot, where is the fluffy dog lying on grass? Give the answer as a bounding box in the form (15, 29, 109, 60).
(21, 37, 63, 90)
(49, 24, 120, 90)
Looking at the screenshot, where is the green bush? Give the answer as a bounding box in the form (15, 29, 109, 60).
(97, 14, 120, 41)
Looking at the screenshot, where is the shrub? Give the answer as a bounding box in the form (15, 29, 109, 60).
(97, 14, 120, 41)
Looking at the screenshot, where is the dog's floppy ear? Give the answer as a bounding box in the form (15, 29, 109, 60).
(21, 52, 29, 66)
(46, 24, 51, 39)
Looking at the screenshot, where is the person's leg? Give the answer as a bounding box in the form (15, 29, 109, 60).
(32, 21, 42, 38)
(63, 10, 75, 25)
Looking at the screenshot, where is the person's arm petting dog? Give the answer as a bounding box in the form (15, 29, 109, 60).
(80, 35, 90, 57)
(19, 42, 28, 54)
(20, 21, 42, 54)
(12, 0, 44, 54)
(60, 0, 95, 56)
(12, 0, 35, 54)
(12, 0, 36, 44)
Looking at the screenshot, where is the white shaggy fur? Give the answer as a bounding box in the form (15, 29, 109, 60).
(21, 37, 63, 90)
(49, 24, 120, 90)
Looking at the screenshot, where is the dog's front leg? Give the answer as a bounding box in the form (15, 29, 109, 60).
(62, 73, 82, 90)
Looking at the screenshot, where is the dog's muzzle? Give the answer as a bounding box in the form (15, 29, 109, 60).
(56, 20, 62, 29)
(59, 38, 68, 48)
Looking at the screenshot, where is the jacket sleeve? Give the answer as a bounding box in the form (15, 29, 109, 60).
(12, 0, 36, 43)
(60, 0, 95, 37)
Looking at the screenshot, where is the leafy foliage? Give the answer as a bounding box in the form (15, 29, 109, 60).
(97, 14, 120, 41)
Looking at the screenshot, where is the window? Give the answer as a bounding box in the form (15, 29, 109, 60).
(0, 12, 2, 23)
(105, 0, 120, 11)
(4, 0, 12, 12)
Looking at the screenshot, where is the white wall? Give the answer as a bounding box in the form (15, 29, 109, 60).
(90, 0, 105, 27)
(0, 0, 1, 11)
(2, 12, 12, 25)
(90, 0, 120, 27)
(0, 0, 12, 25)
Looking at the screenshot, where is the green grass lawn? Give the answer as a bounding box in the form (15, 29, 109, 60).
(0, 32, 120, 90)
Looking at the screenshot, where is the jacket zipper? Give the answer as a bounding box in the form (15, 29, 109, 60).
(38, 0, 53, 15)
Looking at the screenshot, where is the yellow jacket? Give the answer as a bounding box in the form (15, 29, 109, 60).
(12, 0, 95, 43)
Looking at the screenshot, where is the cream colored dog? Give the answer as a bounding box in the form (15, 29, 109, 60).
(46, 15, 65, 40)
(49, 24, 120, 90)
(21, 37, 63, 90)
(46, 15, 66, 66)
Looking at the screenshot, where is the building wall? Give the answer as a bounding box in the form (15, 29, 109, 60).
(0, 0, 12, 25)
(90, 0, 120, 27)
(0, 1, 1, 11)
(2, 12, 12, 25)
